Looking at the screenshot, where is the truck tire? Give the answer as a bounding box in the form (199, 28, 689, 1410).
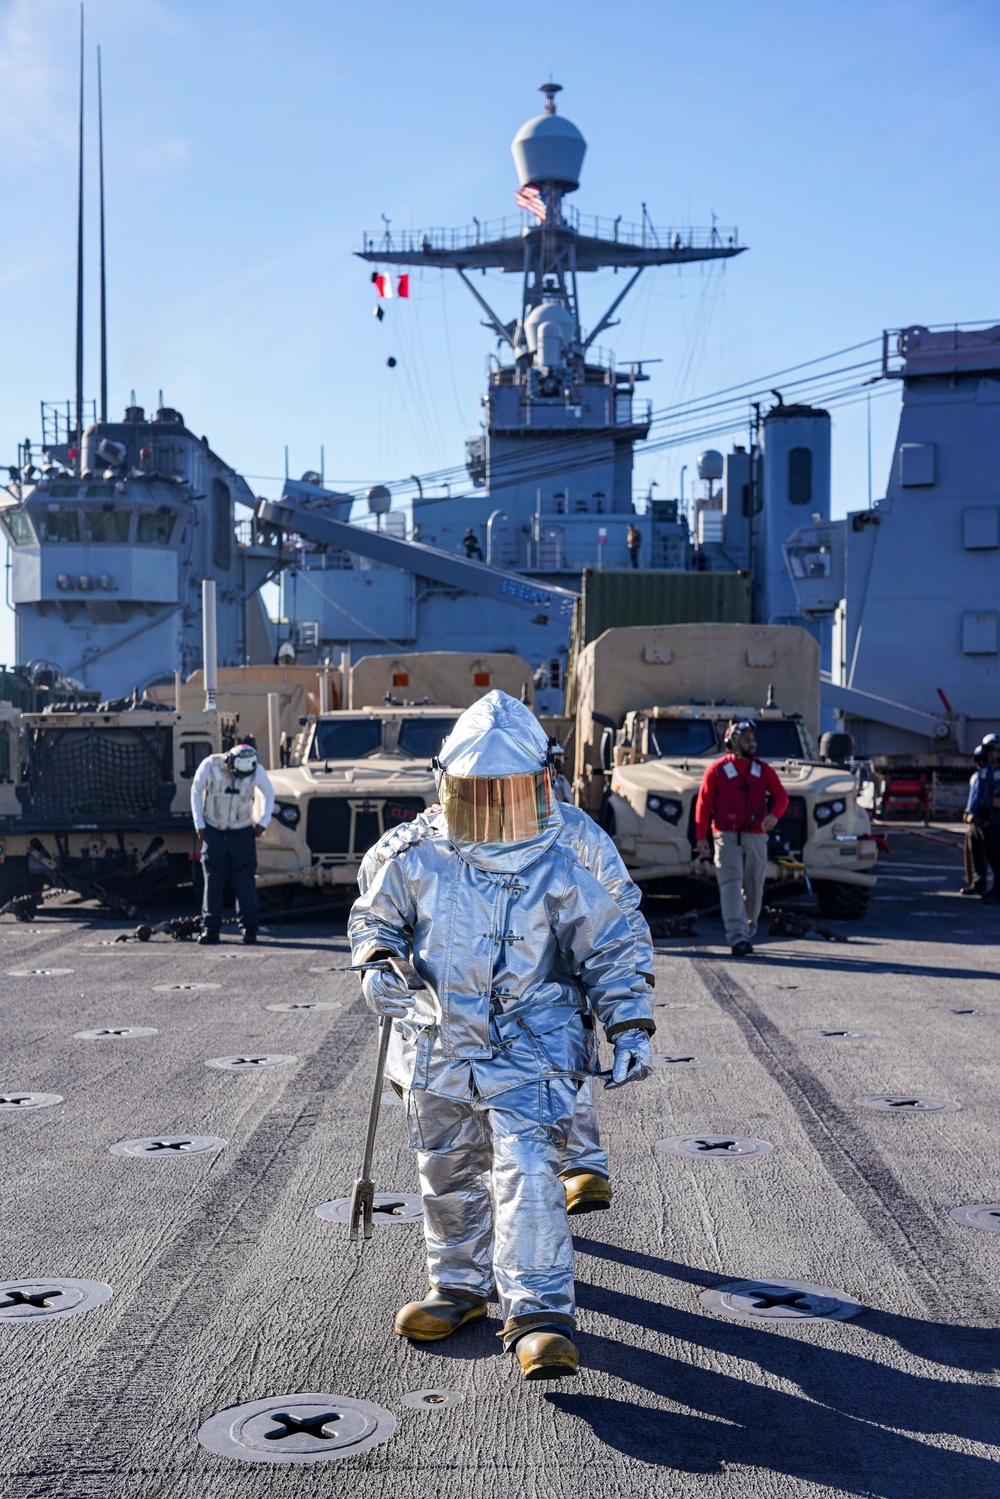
(0, 858, 43, 905)
(814, 881, 870, 921)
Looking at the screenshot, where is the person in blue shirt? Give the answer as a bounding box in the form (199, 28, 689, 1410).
(967, 735, 1000, 903)
(961, 744, 988, 895)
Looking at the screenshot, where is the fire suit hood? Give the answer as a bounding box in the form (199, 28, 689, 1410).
(437, 690, 562, 871)
(438, 690, 549, 777)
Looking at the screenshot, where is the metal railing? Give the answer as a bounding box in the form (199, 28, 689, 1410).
(361, 216, 742, 256)
(41, 399, 96, 449)
(882, 319, 1000, 378)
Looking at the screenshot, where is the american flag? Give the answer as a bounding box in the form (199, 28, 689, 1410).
(515, 185, 547, 222)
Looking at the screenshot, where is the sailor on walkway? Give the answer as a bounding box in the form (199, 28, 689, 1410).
(349, 690, 654, 1380)
(967, 733, 1000, 904)
(961, 743, 989, 896)
(694, 718, 789, 956)
(191, 742, 274, 945)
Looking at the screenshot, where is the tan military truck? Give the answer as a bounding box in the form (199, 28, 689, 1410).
(570, 623, 877, 919)
(0, 697, 237, 903)
(256, 652, 534, 892)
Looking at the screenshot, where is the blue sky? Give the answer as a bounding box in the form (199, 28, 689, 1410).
(1, 0, 998, 666)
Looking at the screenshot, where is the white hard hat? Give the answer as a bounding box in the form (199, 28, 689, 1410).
(228, 743, 258, 776)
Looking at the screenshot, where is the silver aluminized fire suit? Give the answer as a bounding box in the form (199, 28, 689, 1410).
(357, 801, 654, 1178)
(348, 692, 655, 1346)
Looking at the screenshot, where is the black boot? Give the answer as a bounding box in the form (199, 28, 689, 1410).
(198, 930, 220, 946)
(242, 928, 258, 945)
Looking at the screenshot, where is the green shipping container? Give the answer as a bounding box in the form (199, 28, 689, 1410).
(564, 570, 751, 712)
(570, 569, 750, 652)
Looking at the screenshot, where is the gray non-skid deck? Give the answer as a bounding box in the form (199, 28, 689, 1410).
(0, 826, 997, 1498)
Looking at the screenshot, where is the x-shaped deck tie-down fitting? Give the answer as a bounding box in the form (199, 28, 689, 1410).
(0, 1096, 33, 1106)
(695, 1140, 740, 1152)
(1, 1290, 60, 1311)
(264, 1411, 342, 1442)
(744, 1289, 822, 1312)
(147, 1141, 194, 1152)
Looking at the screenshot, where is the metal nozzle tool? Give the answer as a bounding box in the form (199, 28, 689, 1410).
(348, 955, 426, 1243)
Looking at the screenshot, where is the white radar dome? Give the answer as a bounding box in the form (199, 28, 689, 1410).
(366, 485, 392, 516)
(522, 303, 575, 355)
(697, 450, 724, 482)
(511, 85, 586, 192)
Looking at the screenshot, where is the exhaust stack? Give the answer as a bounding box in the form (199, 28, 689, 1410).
(202, 580, 218, 711)
(267, 692, 280, 770)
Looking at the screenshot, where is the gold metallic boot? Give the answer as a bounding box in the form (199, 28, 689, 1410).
(561, 1170, 613, 1216)
(515, 1330, 580, 1381)
(394, 1288, 487, 1342)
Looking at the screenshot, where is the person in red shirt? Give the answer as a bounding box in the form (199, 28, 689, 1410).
(694, 719, 790, 956)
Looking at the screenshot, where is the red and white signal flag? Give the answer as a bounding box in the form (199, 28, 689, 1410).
(372, 272, 410, 299)
(515, 185, 547, 222)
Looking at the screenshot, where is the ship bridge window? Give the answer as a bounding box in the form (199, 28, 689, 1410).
(85, 509, 131, 544)
(788, 447, 813, 506)
(212, 478, 232, 570)
(397, 716, 459, 759)
(4, 511, 37, 545)
(136, 511, 175, 545)
(34, 508, 80, 543)
(649, 719, 718, 757)
(311, 719, 383, 760)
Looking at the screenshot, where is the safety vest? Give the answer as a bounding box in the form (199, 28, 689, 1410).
(712, 755, 769, 833)
(202, 755, 256, 831)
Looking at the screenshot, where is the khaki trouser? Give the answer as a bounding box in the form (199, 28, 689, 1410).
(714, 831, 768, 945)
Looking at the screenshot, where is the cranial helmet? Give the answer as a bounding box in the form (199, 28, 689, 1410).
(436, 690, 554, 845)
(227, 743, 258, 777)
(724, 718, 756, 753)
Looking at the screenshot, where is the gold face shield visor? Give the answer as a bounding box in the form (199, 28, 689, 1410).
(439, 769, 553, 844)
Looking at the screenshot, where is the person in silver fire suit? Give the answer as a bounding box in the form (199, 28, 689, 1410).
(357, 774, 655, 1218)
(348, 690, 654, 1381)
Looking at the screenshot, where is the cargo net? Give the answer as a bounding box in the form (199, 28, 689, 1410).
(27, 727, 171, 821)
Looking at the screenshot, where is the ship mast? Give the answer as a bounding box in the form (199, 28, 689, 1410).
(74, 4, 85, 473)
(357, 83, 745, 378)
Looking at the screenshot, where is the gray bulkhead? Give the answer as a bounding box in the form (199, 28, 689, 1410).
(784, 324, 1000, 754)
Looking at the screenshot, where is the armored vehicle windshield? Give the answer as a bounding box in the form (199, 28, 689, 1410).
(311, 720, 383, 760)
(396, 716, 459, 758)
(308, 714, 460, 762)
(648, 716, 809, 761)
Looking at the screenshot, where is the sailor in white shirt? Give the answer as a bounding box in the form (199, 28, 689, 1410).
(190, 741, 275, 944)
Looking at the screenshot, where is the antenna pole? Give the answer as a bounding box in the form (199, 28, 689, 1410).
(74, 4, 85, 472)
(97, 43, 107, 424)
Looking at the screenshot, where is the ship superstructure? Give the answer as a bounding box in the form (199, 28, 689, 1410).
(784, 322, 1000, 766)
(0, 405, 276, 697)
(275, 85, 745, 708)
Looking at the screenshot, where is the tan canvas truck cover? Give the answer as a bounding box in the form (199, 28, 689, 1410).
(148, 666, 336, 757)
(574, 624, 821, 784)
(349, 652, 534, 710)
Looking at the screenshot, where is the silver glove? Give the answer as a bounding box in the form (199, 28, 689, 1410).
(362, 965, 413, 1019)
(605, 1029, 652, 1089)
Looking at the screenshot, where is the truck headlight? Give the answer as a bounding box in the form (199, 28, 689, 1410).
(814, 798, 847, 824)
(275, 802, 300, 829)
(647, 795, 683, 825)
